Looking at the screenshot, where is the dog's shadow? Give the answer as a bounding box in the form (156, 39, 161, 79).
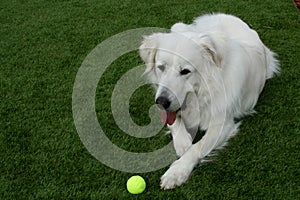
(192, 129, 206, 144)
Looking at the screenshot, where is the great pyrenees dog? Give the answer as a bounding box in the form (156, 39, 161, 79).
(139, 13, 280, 189)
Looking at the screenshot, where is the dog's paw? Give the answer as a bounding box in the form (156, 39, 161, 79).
(173, 133, 192, 157)
(160, 159, 193, 190)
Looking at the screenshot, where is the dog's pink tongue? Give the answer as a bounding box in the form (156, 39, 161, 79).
(161, 111, 176, 125)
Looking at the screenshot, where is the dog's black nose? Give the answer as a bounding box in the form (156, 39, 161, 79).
(156, 96, 171, 110)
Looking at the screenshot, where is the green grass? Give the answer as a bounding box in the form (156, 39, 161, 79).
(1, 0, 300, 199)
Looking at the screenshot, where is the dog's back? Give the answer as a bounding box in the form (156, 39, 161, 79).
(196, 14, 280, 83)
(179, 14, 280, 77)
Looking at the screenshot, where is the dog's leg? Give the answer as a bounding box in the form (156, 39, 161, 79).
(168, 117, 193, 157)
(161, 118, 240, 190)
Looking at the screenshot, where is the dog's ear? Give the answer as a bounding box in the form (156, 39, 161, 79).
(200, 34, 225, 67)
(139, 34, 160, 74)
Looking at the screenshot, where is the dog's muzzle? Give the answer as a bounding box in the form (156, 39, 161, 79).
(155, 96, 180, 126)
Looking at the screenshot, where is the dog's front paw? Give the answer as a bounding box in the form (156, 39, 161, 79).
(160, 159, 193, 190)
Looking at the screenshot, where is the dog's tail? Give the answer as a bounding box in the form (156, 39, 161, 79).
(265, 47, 280, 79)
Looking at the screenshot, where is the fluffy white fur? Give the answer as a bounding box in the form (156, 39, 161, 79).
(139, 13, 279, 190)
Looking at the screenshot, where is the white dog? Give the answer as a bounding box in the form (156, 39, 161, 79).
(139, 13, 279, 190)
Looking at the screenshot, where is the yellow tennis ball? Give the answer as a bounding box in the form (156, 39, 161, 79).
(126, 175, 146, 194)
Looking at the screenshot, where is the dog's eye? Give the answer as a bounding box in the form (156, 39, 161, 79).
(180, 69, 191, 75)
(157, 65, 165, 72)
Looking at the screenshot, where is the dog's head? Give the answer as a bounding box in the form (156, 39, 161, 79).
(139, 32, 224, 123)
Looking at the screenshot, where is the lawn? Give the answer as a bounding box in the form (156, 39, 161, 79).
(1, 0, 299, 199)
